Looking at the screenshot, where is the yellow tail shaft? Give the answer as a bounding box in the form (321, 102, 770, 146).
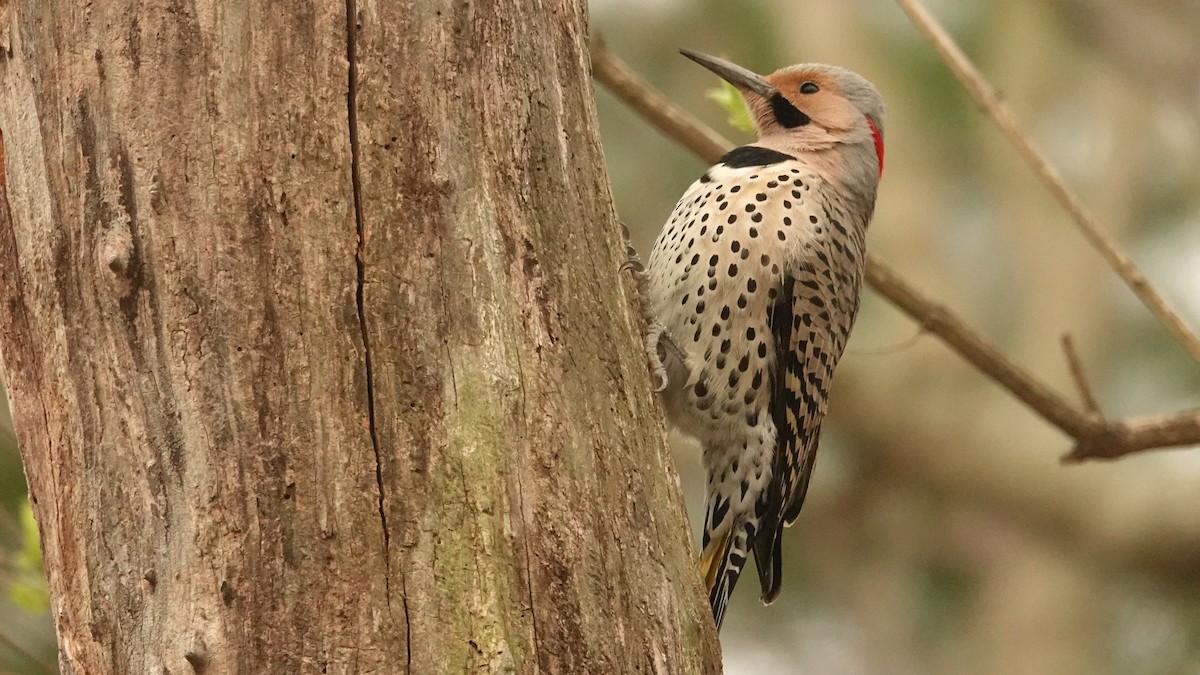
(698, 531, 731, 593)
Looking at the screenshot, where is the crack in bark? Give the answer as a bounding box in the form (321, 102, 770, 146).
(401, 575, 412, 669)
(345, 0, 391, 593)
(511, 351, 540, 666)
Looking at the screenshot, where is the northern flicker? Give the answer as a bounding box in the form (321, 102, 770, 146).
(627, 50, 885, 629)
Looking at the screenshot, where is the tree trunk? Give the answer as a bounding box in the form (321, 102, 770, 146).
(0, 2, 719, 672)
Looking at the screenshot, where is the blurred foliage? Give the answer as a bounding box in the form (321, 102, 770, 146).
(0, 384, 56, 673)
(8, 501, 49, 614)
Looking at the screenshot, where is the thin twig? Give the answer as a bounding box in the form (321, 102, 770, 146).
(1060, 334, 1102, 416)
(894, 0, 1200, 367)
(590, 40, 1200, 462)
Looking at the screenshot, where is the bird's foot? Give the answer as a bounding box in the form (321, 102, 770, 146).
(619, 222, 671, 393)
(643, 321, 671, 393)
(618, 221, 647, 275)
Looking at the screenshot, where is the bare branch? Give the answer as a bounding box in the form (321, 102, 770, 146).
(893, 0, 1200, 367)
(1060, 334, 1102, 416)
(590, 41, 1200, 462)
(864, 259, 1098, 439)
(1066, 410, 1200, 462)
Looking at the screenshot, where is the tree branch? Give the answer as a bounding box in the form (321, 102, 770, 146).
(590, 38, 1200, 463)
(893, 0, 1200, 367)
(1065, 410, 1200, 462)
(591, 38, 730, 164)
(863, 259, 1098, 439)
(1060, 334, 1102, 416)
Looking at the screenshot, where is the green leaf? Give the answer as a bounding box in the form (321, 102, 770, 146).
(704, 80, 755, 134)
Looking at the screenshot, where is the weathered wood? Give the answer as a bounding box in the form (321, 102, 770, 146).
(0, 1, 719, 672)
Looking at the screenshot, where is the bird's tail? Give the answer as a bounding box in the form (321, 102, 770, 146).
(752, 520, 784, 604)
(698, 523, 753, 630)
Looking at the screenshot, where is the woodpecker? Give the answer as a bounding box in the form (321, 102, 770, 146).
(630, 50, 884, 629)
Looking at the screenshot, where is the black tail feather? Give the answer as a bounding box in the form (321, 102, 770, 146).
(707, 524, 753, 630)
(753, 523, 784, 604)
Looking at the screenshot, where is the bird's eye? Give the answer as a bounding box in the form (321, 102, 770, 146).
(799, 82, 819, 94)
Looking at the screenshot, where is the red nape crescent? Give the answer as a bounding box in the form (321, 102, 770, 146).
(866, 116, 884, 178)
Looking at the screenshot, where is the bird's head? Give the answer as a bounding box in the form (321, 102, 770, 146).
(681, 49, 885, 182)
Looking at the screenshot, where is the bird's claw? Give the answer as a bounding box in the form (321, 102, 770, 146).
(645, 321, 671, 393)
(619, 258, 645, 274)
(618, 220, 671, 392)
(618, 223, 647, 275)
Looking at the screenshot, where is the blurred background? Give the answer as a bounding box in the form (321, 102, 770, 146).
(594, 0, 1200, 673)
(2, 0, 1198, 673)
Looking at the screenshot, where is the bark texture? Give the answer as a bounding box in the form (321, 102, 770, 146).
(0, 1, 719, 673)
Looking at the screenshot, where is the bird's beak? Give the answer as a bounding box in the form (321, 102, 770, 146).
(679, 49, 777, 100)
